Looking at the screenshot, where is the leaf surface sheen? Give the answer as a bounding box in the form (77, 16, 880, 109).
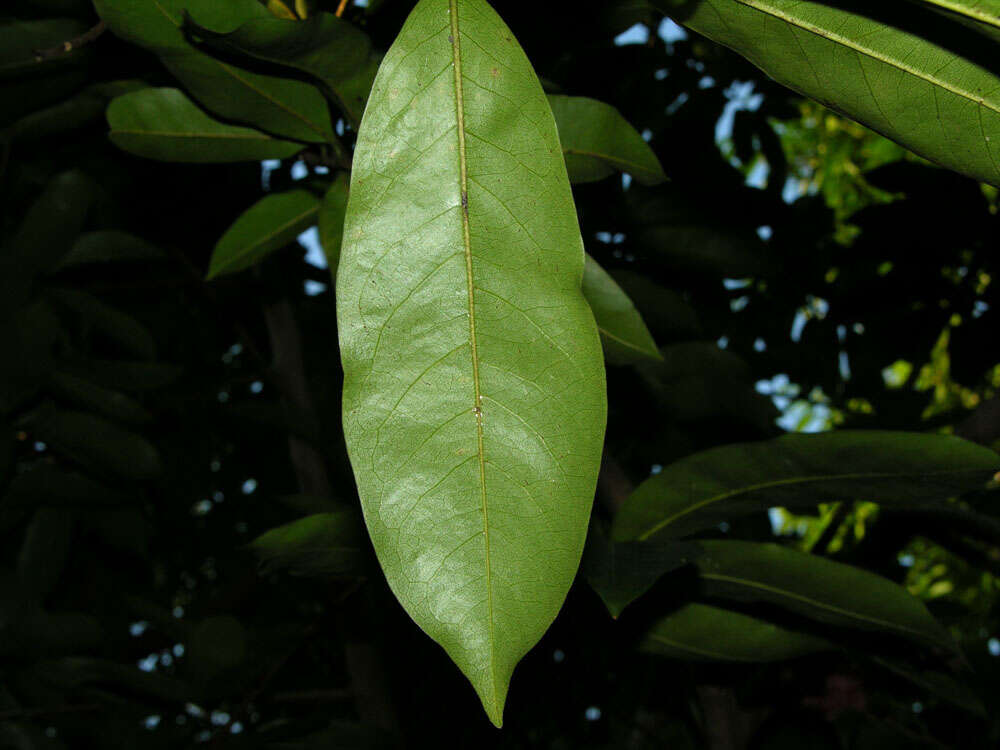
(663, 0, 1000, 186)
(337, 0, 606, 726)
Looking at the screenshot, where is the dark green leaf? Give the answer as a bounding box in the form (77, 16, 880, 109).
(55, 230, 164, 269)
(207, 189, 320, 279)
(18, 509, 75, 602)
(694, 540, 955, 650)
(613, 431, 1000, 542)
(107, 87, 303, 163)
(318, 173, 350, 276)
(548, 95, 666, 185)
(185, 10, 378, 127)
(583, 253, 661, 364)
(641, 603, 830, 662)
(93, 0, 336, 143)
(3, 465, 133, 510)
(23, 407, 162, 481)
(47, 371, 153, 425)
(47, 288, 157, 361)
(337, 0, 607, 726)
(57, 359, 183, 393)
(0, 19, 92, 77)
(660, 0, 1000, 185)
(249, 511, 366, 577)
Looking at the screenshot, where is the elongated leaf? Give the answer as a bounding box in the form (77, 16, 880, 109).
(614, 431, 1000, 542)
(909, 0, 1000, 33)
(337, 0, 607, 726)
(872, 657, 987, 716)
(207, 190, 320, 279)
(583, 254, 661, 364)
(57, 359, 183, 392)
(47, 371, 153, 425)
(3, 465, 132, 510)
(695, 540, 955, 650)
(548, 95, 666, 185)
(642, 603, 830, 662)
(318, 173, 350, 275)
(107, 87, 303, 163)
(249, 511, 366, 577)
(185, 11, 379, 127)
(18, 508, 75, 602)
(47, 288, 156, 361)
(93, 0, 336, 143)
(581, 523, 699, 617)
(55, 230, 164, 269)
(24, 408, 162, 481)
(660, 0, 1000, 186)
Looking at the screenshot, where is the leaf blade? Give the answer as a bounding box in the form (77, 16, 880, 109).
(337, 0, 606, 726)
(583, 253, 662, 364)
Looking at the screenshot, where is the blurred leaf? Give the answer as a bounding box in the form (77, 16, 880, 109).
(638, 225, 770, 277)
(249, 510, 365, 577)
(55, 230, 164, 270)
(641, 603, 830, 662)
(187, 616, 248, 674)
(48, 288, 156, 361)
(107, 87, 303, 163)
(57, 359, 183, 393)
(33, 657, 194, 703)
(609, 271, 702, 343)
(3, 465, 132, 510)
(873, 657, 987, 716)
(583, 254, 662, 364)
(92, 0, 336, 143)
(659, 0, 1000, 186)
(22, 407, 162, 481)
(207, 189, 319, 279)
(548, 95, 666, 185)
(185, 10, 377, 126)
(614, 431, 1000, 542)
(318, 173, 349, 276)
(2, 80, 146, 142)
(47, 371, 152, 425)
(581, 522, 698, 617)
(694, 540, 955, 650)
(17, 509, 75, 602)
(0, 302, 61, 415)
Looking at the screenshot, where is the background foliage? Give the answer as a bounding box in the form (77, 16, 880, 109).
(1, 0, 999, 747)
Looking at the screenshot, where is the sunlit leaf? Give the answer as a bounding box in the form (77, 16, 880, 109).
(207, 189, 320, 279)
(549, 95, 666, 185)
(583, 254, 662, 364)
(337, 0, 607, 726)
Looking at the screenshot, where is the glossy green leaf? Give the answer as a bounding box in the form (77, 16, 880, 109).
(207, 189, 320, 279)
(641, 603, 830, 662)
(614, 431, 1000, 542)
(694, 540, 955, 650)
(107, 88, 303, 163)
(660, 0, 1000, 186)
(249, 511, 366, 577)
(185, 11, 379, 127)
(548, 95, 666, 185)
(583, 254, 662, 364)
(337, 0, 607, 726)
(93, 0, 336, 143)
(23, 407, 162, 482)
(318, 173, 350, 275)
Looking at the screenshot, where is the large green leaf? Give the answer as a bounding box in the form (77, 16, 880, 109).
(910, 0, 1000, 33)
(48, 289, 156, 361)
(641, 603, 830, 662)
(107, 88, 303, 162)
(660, 0, 1000, 186)
(583, 254, 662, 364)
(207, 189, 320, 279)
(694, 540, 955, 650)
(337, 0, 607, 726)
(93, 0, 336, 143)
(613, 431, 999, 542)
(55, 230, 164, 269)
(185, 11, 379, 127)
(548, 95, 666, 185)
(47, 371, 153, 425)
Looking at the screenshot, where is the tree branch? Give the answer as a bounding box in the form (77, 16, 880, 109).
(34, 21, 106, 61)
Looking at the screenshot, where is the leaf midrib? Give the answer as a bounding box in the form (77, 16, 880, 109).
(734, 0, 1000, 117)
(636, 467, 990, 540)
(212, 204, 318, 276)
(449, 0, 497, 708)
